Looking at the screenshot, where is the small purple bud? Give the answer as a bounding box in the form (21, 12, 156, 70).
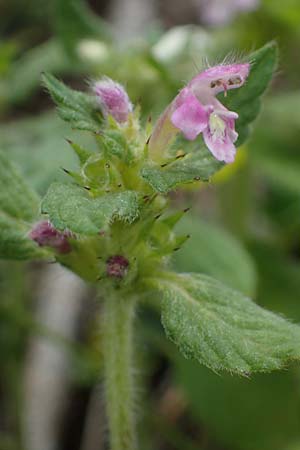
(29, 221, 72, 254)
(93, 77, 133, 123)
(106, 255, 129, 279)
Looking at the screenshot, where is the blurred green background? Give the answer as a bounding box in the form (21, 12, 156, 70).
(1, 0, 300, 449)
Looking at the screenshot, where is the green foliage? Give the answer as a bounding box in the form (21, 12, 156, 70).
(174, 359, 300, 450)
(0, 151, 40, 221)
(151, 272, 300, 374)
(173, 215, 257, 296)
(0, 213, 45, 260)
(53, 0, 111, 56)
(0, 112, 83, 194)
(41, 182, 140, 234)
(141, 148, 221, 194)
(0, 40, 73, 108)
(0, 151, 43, 259)
(41, 72, 101, 131)
(223, 41, 278, 145)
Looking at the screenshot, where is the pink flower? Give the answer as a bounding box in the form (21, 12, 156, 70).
(149, 63, 250, 164)
(93, 78, 133, 123)
(29, 221, 72, 254)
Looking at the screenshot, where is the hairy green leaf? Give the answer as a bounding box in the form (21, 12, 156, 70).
(0, 213, 45, 260)
(41, 182, 140, 234)
(42, 72, 101, 131)
(0, 151, 40, 221)
(151, 272, 300, 374)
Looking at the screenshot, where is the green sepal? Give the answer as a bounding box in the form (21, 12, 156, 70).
(95, 130, 128, 160)
(41, 182, 140, 235)
(67, 140, 92, 165)
(141, 148, 221, 194)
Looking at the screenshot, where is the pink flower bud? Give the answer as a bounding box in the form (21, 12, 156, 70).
(93, 78, 133, 123)
(106, 255, 129, 279)
(29, 221, 72, 254)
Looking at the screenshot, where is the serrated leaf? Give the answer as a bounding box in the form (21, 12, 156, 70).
(150, 272, 300, 374)
(42, 72, 101, 131)
(141, 148, 221, 194)
(0, 213, 46, 260)
(0, 151, 40, 221)
(41, 182, 140, 234)
(223, 42, 278, 146)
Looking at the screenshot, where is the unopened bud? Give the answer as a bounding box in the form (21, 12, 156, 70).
(93, 78, 133, 123)
(29, 221, 72, 254)
(106, 255, 129, 279)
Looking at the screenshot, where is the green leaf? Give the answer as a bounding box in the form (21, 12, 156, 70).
(223, 41, 278, 146)
(174, 360, 300, 450)
(173, 215, 257, 296)
(151, 272, 300, 374)
(141, 148, 221, 194)
(0, 151, 40, 221)
(0, 39, 74, 108)
(0, 112, 85, 194)
(0, 213, 46, 260)
(41, 182, 140, 234)
(42, 72, 101, 132)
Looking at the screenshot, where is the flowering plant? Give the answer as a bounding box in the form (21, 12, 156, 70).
(1, 42, 300, 450)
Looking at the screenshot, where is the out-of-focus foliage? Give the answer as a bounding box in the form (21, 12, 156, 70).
(173, 215, 257, 296)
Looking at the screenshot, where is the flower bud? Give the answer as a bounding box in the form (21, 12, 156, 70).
(29, 221, 72, 254)
(93, 78, 133, 123)
(106, 255, 129, 279)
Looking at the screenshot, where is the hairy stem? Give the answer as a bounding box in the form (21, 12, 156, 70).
(102, 289, 137, 450)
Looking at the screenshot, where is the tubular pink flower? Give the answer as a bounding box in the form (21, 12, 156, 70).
(93, 78, 133, 123)
(149, 63, 250, 164)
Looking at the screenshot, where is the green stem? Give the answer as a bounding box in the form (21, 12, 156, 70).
(102, 288, 137, 450)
